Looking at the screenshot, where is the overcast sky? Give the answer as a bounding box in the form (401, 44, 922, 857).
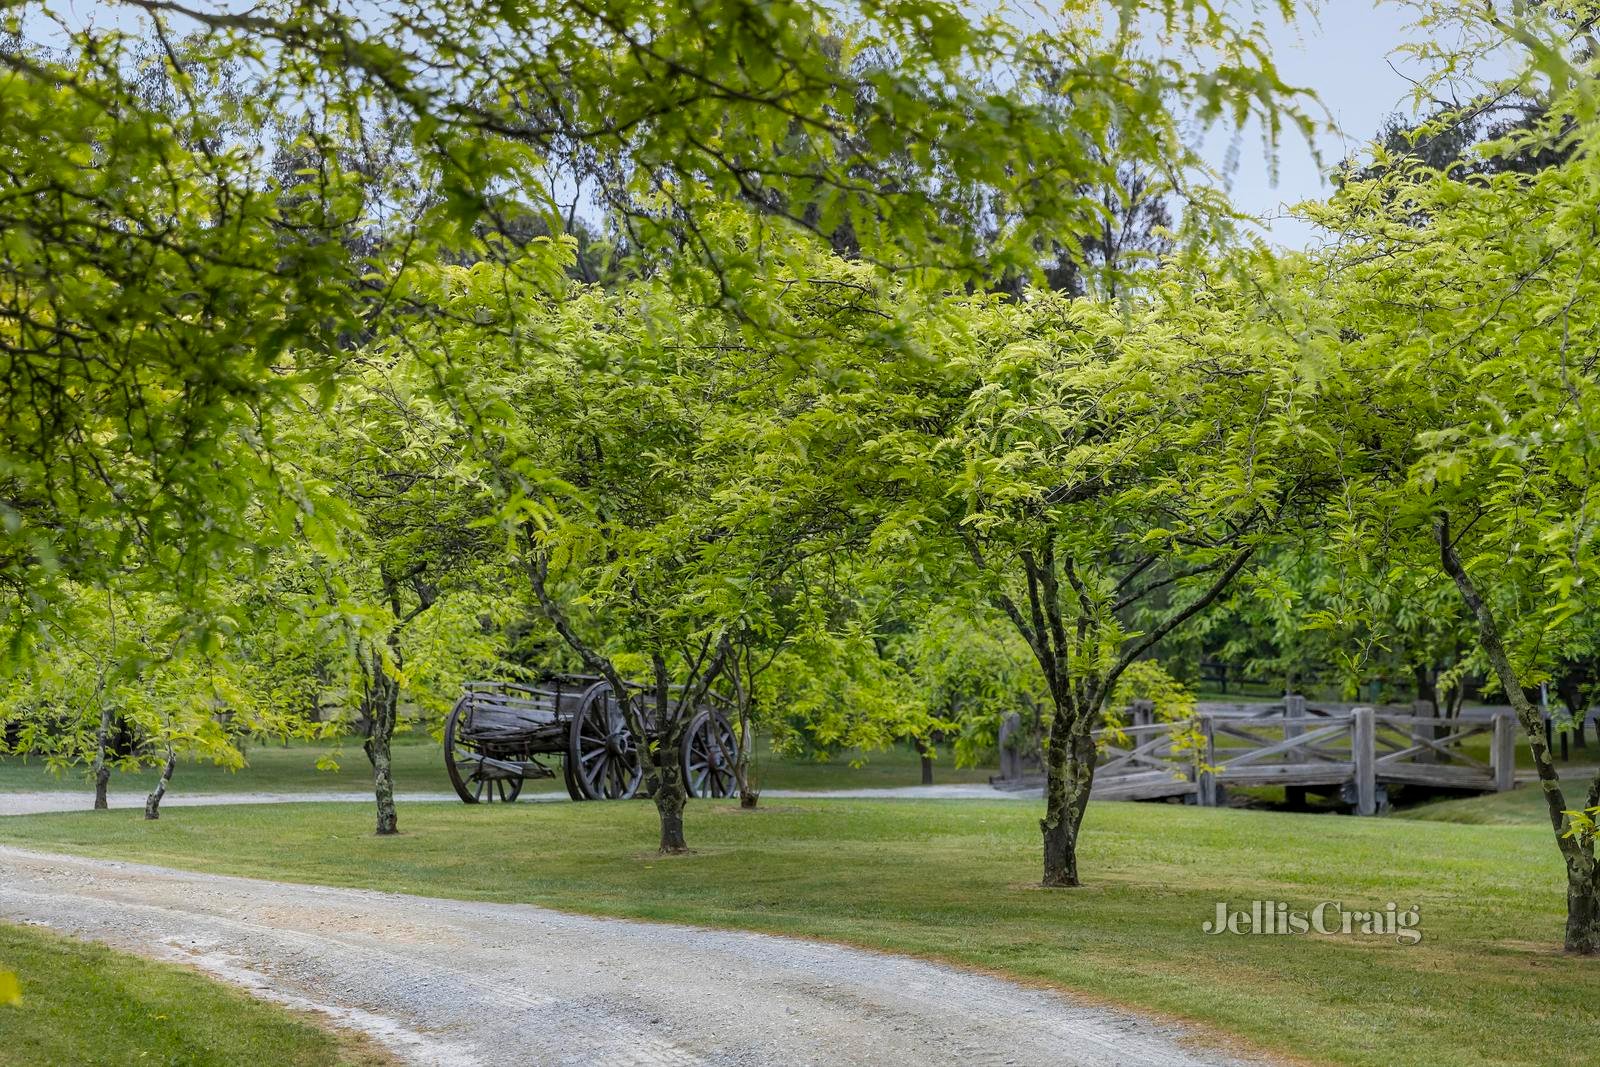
(1210, 2, 1431, 248)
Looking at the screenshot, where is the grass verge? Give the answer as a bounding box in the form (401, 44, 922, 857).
(0, 796, 1591, 1066)
(0, 920, 393, 1066)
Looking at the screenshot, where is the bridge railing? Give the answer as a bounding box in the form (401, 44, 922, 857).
(1074, 697, 1519, 813)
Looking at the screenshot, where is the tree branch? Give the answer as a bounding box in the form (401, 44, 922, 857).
(1106, 545, 1257, 695)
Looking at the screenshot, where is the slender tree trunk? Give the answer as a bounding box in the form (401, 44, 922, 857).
(92, 705, 112, 811)
(722, 640, 759, 809)
(1438, 515, 1600, 952)
(144, 746, 176, 820)
(364, 644, 402, 837)
(735, 698, 758, 809)
(1414, 663, 1439, 717)
(917, 737, 934, 786)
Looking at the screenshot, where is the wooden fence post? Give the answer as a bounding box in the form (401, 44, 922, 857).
(1283, 693, 1306, 748)
(1284, 693, 1307, 809)
(1492, 712, 1516, 792)
(997, 713, 1022, 783)
(1352, 706, 1377, 816)
(1413, 698, 1438, 764)
(1197, 715, 1217, 807)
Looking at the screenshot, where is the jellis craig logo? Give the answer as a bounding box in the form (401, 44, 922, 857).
(1204, 901, 1423, 944)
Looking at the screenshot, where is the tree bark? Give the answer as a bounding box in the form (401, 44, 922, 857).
(364, 650, 401, 836)
(1437, 514, 1600, 953)
(1041, 708, 1098, 887)
(652, 721, 691, 851)
(92, 705, 112, 811)
(650, 655, 691, 853)
(656, 761, 689, 852)
(144, 746, 176, 820)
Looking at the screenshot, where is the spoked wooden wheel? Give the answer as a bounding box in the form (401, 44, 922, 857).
(567, 683, 644, 800)
(683, 709, 737, 798)
(444, 697, 525, 804)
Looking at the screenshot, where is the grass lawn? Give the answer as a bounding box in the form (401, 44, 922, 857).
(0, 796, 1592, 1066)
(0, 734, 993, 797)
(0, 920, 391, 1066)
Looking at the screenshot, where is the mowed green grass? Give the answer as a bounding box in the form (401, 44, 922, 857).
(0, 797, 1593, 1066)
(0, 921, 391, 1066)
(0, 734, 993, 797)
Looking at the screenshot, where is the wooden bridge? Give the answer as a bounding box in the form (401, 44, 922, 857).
(997, 696, 1518, 814)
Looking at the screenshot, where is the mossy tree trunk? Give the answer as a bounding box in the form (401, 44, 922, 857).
(363, 646, 402, 836)
(650, 654, 690, 853)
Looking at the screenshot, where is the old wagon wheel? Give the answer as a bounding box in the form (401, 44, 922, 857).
(683, 708, 737, 798)
(444, 697, 525, 804)
(567, 683, 644, 800)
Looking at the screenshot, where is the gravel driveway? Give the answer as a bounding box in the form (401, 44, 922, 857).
(0, 846, 1266, 1067)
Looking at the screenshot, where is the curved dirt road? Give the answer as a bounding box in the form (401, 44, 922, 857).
(0, 846, 1265, 1067)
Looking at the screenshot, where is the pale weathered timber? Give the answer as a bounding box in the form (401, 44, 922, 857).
(1084, 695, 1520, 813)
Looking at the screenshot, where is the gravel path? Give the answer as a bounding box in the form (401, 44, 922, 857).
(0, 846, 1266, 1067)
(0, 784, 1034, 817)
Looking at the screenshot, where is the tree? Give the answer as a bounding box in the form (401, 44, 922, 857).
(780, 278, 1333, 885)
(1287, 6, 1600, 948)
(399, 238, 799, 850)
(0, 584, 307, 814)
(0, 21, 384, 653)
(888, 603, 1045, 779)
(3, 1, 1309, 783)
(278, 334, 512, 834)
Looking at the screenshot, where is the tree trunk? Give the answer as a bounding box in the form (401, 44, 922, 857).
(917, 738, 934, 786)
(1041, 703, 1097, 887)
(1565, 862, 1600, 953)
(648, 656, 691, 853)
(652, 729, 690, 852)
(726, 648, 758, 809)
(1438, 515, 1599, 953)
(144, 746, 176, 820)
(363, 646, 401, 837)
(1414, 662, 1439, 717)
(735, 703, 758, 809)
(92, 705, 112, 811)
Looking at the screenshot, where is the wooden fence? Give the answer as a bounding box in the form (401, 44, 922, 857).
(996, 696, 1518, 815)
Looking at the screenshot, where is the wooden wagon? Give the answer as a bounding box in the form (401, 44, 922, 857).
(442, 674, 738, 802)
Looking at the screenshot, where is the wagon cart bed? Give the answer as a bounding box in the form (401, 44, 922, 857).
(443, 675, 737, 803)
